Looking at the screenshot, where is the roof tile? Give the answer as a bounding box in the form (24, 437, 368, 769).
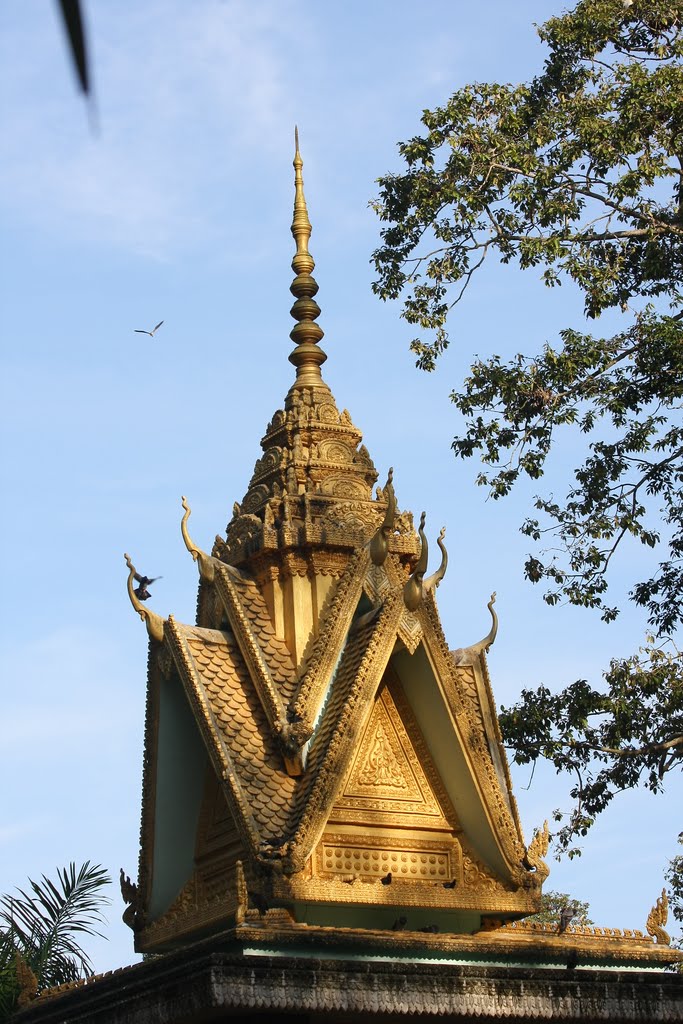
(177, 625, 298, 844)
(220, 569, 298, 703)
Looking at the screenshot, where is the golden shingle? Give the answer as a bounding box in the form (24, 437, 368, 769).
(292, 617, 381, 825)
(179, 626, 298, 843)
(223, 571, 298, 703)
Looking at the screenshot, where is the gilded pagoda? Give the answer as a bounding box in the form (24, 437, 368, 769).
(115, 135, 678, 978)
(15, 135, 682, 1024)
(122, 132, 548, 951)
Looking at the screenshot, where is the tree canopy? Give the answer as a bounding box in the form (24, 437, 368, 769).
(0, 862, 110, 1020)
(372, 0, 682, 852)
(530, 889, 593, 928)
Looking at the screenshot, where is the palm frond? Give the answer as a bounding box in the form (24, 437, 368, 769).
(0, 862, 111, 989)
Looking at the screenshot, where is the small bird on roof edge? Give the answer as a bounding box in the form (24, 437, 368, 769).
(558, 905, 577, 934)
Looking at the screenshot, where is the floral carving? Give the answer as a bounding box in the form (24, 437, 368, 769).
(322, 477, 370, 500)
(250, 447, 283, 482)
(265, 410, 286, 434)
(223, 514, 263, 561)
(462, 855, 510, 894)
(358, 723, 408, 788)
(248, 485, 275, 514)
(318, 440, 353, 463)
(318, 402, 341, 423)
(395, 511, 415, 535)
(324, 500, 381, 531)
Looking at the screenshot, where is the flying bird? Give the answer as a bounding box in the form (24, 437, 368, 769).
(133, 572, 162, 602)
(134, 320, 164, 337)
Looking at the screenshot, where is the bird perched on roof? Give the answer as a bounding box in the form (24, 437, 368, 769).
(133, 572, 162, 602)
(380, 872, 392, 886)
(558, 904, 576, 934)
(392, 916, 408, 931)
(443, 878, 458, 889)
(134, 320, 164, 337)
(249, 891, 269, 915)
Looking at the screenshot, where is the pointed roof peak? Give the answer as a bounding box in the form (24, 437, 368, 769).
(289, 128, 327, 387)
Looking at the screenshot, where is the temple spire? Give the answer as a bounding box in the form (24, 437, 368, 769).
(289, 127, 327, 387)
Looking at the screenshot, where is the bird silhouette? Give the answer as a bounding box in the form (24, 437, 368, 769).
(133, 572, 162, 602)
(380, 872, 392, 886)
(392, 916, 408, 931)
(558, 905, 576, 934)
(249, 891, 269, 915)
(443, 878, 458, 889)
(134, 320, 164, 337)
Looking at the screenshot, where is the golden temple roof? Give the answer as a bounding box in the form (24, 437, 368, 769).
(171, 620, 297, 843)
(122, 135, 680, 972)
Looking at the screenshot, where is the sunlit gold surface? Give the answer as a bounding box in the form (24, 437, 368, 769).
(127, 136, 677, 971)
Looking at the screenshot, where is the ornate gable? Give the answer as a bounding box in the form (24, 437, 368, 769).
(330, 675, 455, 831)
(122, 136, 681, 972)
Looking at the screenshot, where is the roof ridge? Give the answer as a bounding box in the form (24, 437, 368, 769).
(222, 567, 297, 692)
(214, 565, 290, 740)
(290, 546, 371, 727)
(417, 594, 528, 877)
(285, 590, 405, 872)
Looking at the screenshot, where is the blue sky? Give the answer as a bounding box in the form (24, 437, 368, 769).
(1, 1, 679, 972)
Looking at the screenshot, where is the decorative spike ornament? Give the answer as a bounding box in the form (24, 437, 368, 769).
(403, 511, 428, 612)
(180, 496, 215, 583)
(370, 467, 397, 566)
(423, 526, 448, 593)
(289, 127, 327, 387)
(124, 553, 165, 643)
(467, 592, 498, 655)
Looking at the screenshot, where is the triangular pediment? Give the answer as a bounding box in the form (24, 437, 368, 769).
(195, 767, 244, 863)
(330, 677, 454, 831)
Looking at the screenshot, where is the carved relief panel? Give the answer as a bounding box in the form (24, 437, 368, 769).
(329, 677, 455, 829)
(316, 676, 463, 885)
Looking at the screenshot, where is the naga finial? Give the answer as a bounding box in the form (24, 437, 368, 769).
(467, 592, 499, 654)
(424, 526, 447, 593)
(403, 511, 428, 612)
(124, 553, 165, 643)
(522, 820, 550, 884)
(181, 496, 215, 582)
(289, 127, 327, 388)
(370, 467, 396, 566)
(646, 888, 671, 945)
(119, 868, 139, 931)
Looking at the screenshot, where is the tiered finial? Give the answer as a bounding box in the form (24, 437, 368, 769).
(289, 127, 327, 387)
